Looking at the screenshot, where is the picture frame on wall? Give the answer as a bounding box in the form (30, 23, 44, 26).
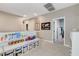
(35, 23, 40, 31)
(41, 22, 50, 30)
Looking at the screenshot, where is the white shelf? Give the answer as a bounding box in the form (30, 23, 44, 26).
(0, 31, 39, 56)
(3, 38, 39, 53)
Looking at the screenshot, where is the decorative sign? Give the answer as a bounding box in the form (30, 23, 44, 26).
(41, 22, 51, 30)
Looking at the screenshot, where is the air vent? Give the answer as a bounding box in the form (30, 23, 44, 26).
(44, 3, 55, 11)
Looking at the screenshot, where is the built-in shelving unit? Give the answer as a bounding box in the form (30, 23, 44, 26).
(0, 31, 39, 56)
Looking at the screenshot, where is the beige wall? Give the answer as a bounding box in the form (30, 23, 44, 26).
(1, 4, 78, 47)
(28, 19, 35, 31)
(0, 11, 24, 32)
(37, 16, 52, 42)
(25, 4, 79, 47)
(24, 19, 35, 31)
(40, 4, 79, 47)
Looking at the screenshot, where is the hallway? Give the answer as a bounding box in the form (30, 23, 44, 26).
(0, 3, 78, 56)
(22, 39, 71, 56)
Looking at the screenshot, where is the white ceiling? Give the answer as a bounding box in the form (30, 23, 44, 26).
(0, 3, 76, 18)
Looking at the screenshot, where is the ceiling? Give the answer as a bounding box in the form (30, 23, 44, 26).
(0, 3, 76, 18)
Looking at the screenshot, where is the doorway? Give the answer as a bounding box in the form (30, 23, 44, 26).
(26, 24, 28, 31)
(52, 17, 65, 44)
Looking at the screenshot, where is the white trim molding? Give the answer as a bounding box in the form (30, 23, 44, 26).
(64, 44, 71, 48)
(43, 40, 53, 44)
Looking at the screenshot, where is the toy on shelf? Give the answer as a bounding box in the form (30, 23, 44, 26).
(0, 31, 39, 56)
(25, 35, 36, 41)
(8, 39, 24, 45)
(0, 37, 4, 42)
(23, 44, 28, 53)
(4, 49, 14, 56)
(0, 33, 6, 42)
(15, 46, 22, 56)
(0, 53, 3, 56)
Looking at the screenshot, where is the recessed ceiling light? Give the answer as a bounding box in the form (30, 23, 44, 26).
(33, 13, 38, 16)
(23, 15, 27, 18)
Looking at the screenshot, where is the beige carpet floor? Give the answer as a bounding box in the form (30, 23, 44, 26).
(22, 39, 71, 56)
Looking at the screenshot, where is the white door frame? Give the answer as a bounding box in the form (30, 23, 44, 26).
(52, 16, 65, 45)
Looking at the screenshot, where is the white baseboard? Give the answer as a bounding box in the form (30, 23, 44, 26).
(43, 40, 53, 44)
(64, 44, 72, 56)
(64, 44, 71, 48)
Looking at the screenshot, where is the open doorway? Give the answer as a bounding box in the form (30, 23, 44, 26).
(52, 17, 65, 44)
(26, 24, 28, 31)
